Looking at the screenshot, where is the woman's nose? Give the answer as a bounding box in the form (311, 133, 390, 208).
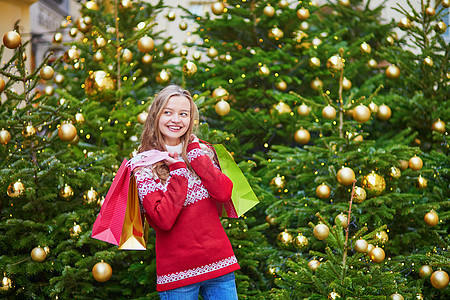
(171, 114, 180, 122)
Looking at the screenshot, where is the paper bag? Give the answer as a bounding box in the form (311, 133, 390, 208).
(212, 144, 259, 217)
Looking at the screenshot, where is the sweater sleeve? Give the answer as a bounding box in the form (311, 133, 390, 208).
(134, 162, 188, 231)
(186, 142, 233, 203)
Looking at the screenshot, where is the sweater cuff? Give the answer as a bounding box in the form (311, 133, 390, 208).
(169, 161, 187, 171)
(187, 141, 201, 152)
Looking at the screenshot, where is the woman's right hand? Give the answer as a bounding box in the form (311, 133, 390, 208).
(165, 152, 179, 165)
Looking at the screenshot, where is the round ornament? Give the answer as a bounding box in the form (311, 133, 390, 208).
(122, 49, 133, 63)
(7, 181, 25, 197)
(362, 171, 385, 196)
(84, 71, 115, 101)
(279, 0, 289, 9)
(141, 53, 153, 65)
(85, 1, 99, 10)
(313, 223, 329, 240)
(3, 31, 21, 49)
(207, 47, 218, 58)
(137, 111, 148, 125)
(360, 42, 371, 54)
(367, 243, 375, 254)
(69, 27, 78, 37)
(58, 123, 77, 142)
(60, 184, 74, 199)
(425, 7, 435, 16)
(337, 167, 355, 186)
(431, 119, 445, 133)
(342, 77, 352, 90)
(266, 215, 276, 226)
(408, 156, 423, 171)
(54, 74, 64, 84)
(156, 69, 170, 84)
(369, 247, 385, 263)
(44, 85, 54, 96)
(212, 87, 229, 100)
(92, 261, 112, 282)
(138, 36, 154, 53)
(328, 291, 341, 299)
(431, 270, 449, 289)
(275, 80, 287, 91)
(308, 259, 320, 272)
(309, 57, 321, 68)
(296, 8, 310, 20)
(390, 293, 404, 300)
(389, 166, 401, 180)
(294, 128, 310, 145)
(1, 275, 12, 290)
(22, 124, 36, 138)
(386, 65, 400, 80)
(0, 77, 5, 92)
(316, 183, 331, 199)
(268, 27, 284, 40)
(375, 230, 388, 244)
(179, 21, 187, 31)
(353, 186, 366, 203)
(297, 103, 311, 116)
(74, 113, 85, 124)
(416, 176, 427, 190)
(377, 104, 392, 121)
(443, 0, 450, 8)
(367, 58, 378, 69)
(354, 239, 368, 253)
(40, 66, 54, 80)
(259, 65, 270, 77)
(264, 5, 275, 17)
(215, 100, 230, 117)
(293, 234, 308, 250)
(0, 129, 11, 144)
(419, 265, 433, 278)
(31, 247, 46, 262)
(183, 61, 197, 76)
(398, 17, 411, 30)
(435, 22, 447, 34)
(335, 213, 348, 228)
(193, 51, 202, 61)
(322, 105, 336, 120)
(353, 104, 371, 123)
(211, 2, 225, 16)
(423, 56, 433, 67)
(271, 174, 286, 190)
(399, 160, 409, 171)
(272, 101, 291, 114)
(327, 55, 344, 73)
(84, 188, 98, 203)
(310, 78, 323, 91)
(424, 211, 438, 226)
(277, 231, 293, 248)
(93, 51, 103, 62)
(368, 102, 378, 113)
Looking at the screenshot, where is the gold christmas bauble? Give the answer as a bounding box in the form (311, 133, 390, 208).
(342, 77, 352, 90)
(313, 223, 329, 240)
(40, 66, 54, 80)
(0, 77, 5, 92)
(375, 230, 388, 244)
(277, 231, 293, 247)
(7, 181, 25, 197)
(84, 71, 115, 100)
(3, 31, 21, 49)
(431, 119, 445, 133)
(339, 0, 350, 6)
(141, 53, 153, 65)
(390, 293, 404, 300)
(84, 188, 98, 203)
(423, 56, 433, 67)
(308, 259, 320, 272)
(122, 48, 133, 63)
(58, 123, 77, 142)
(1, 275, 12, 290)
(211, 2, 225, 16)
(264, 5, 275, 17)
(193, 51, 202, 61)
(271, 174, 286, 190)
(293, 234, 308, 250)
(294, 128, 310, 145)
(443, 0, 450, 8)
(165, 11, 175, 21)
(353, 186, 366, 203)
(367, 58, 378, 69)
(95, 37, 107, 48)
(85, 1, 99, 10)
(66, 46, 80, 62)
(399, 160, 409, 171)
(368, 102, 378, 113)
(296, 8, 310, 20)
(272, 101, 291, 114)
(431, 270, 449, 289)
(75, 113, 85, 123)
(259, 65, 270, 77)
(60, 184, 74, 199)
(419, 265, 433, 278)
(207, 46, 218, 58)
(386, 65, 400, 80)
(369, 247, 385, 263)
(328, 291, 341, 299)
(31, 247, 46, 262)
(316, 183, 331, 199)
(424, 211, 439, 226)
(92, 261, 112, 282)
(138, 36, 154, 53)
(0, 129, 11, 144)
(44, 85, 54, 96)
(179, 21, 187, 31)
(398, 17, 411, 30)
(279, 0, 289, 9)
(156, 69, 171, 84)
(54, 74, 64, 84)
(353, 104, 371, 123)
(183, 61, 197, 76)
(425, 7, 435, 16)
(337, 167, 355, 186)
(297, 103, 311, 116)
(266, 214, 277, 226)
(215, 100, 231, 117)
(377, 104, 392, 121)
(327, 55, 344, 73)
(408, 156, 423, 171)
(275, 80, 287, 91)
(367, 243, 375, 254)
(69, 27, 78, 37)
(362, 171, 385, 196)
(268, 27, 284, 40)
(360, 42, 371, 54)
(310, 78, 323, 91)
(53, 32, 63, 43)
(22, 124, 36, 138)
(416, 175, 427, 190)
(322, 105, 336, 120)
(354, 239, 368, 253)
(212, 86, 229, 100)
(335, 213, 348, 228)
(93, 51, 103, 62)
(309, 57, 321, 68)
(389, 166, 401, 180)
(137, 111, 148, 125)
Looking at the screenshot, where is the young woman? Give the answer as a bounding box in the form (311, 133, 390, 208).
(134, 85, 240, 299)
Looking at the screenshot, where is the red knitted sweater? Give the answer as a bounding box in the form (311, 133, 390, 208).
(134, 141, 240, 291)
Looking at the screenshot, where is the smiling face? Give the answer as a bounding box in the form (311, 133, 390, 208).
(158, 95, 191, 146)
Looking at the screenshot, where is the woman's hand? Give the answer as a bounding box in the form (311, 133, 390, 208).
(165, 152, 179, 165)
(189, 134, 199, 144)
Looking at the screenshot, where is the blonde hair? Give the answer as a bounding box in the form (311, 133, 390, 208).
(138, 85, 199, 180)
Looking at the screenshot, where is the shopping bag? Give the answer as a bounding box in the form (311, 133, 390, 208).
(212, 144, 259, 217)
